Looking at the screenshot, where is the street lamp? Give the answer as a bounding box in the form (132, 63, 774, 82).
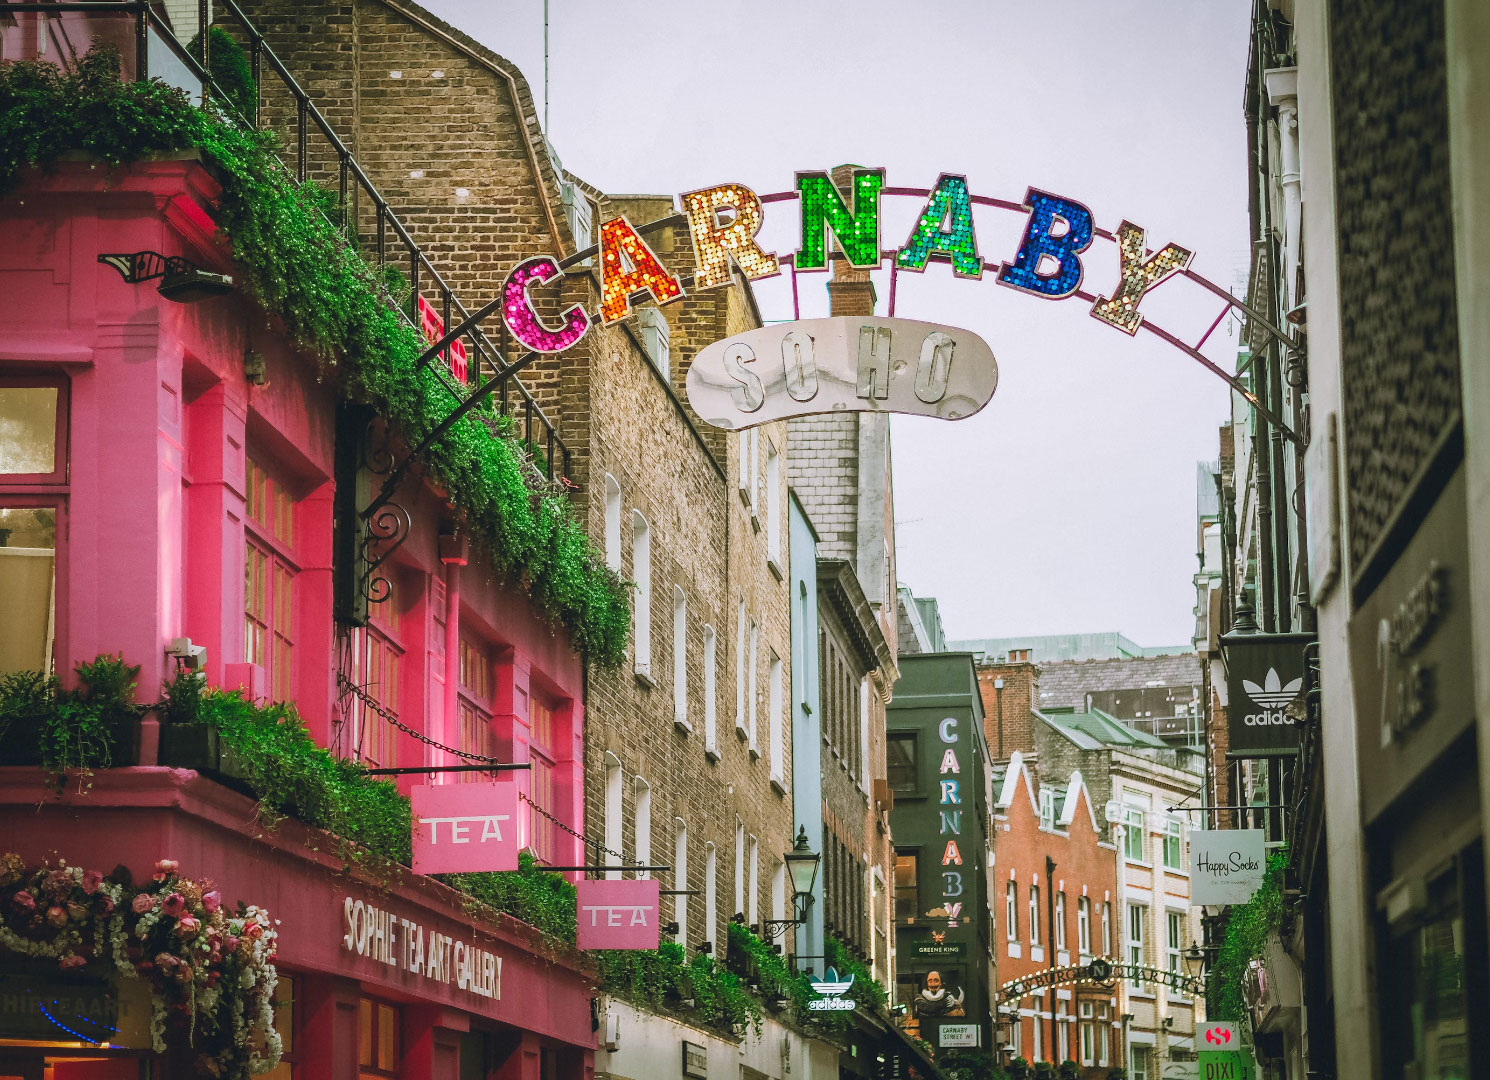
(1183, 943, 1216, 979)
(760, 827, 821, 941)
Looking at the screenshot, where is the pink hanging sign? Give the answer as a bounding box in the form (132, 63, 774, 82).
(411, 782, 519, 874)
(575, 879, 662, 951)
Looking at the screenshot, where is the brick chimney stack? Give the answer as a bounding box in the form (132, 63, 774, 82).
(826, 164, 878, 318)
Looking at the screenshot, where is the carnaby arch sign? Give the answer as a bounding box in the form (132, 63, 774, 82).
(474, 168, 1302, 439)
(998, 957, 1205, 1000)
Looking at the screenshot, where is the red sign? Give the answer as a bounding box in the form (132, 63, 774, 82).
(411, 783, 519, 874)
(417, 294, 470, 383)
(575, 879, 662, 950)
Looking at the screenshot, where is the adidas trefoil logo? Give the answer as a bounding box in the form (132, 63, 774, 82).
(1243, 668, 1302, 709)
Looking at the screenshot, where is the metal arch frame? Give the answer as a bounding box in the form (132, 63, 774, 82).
(757, 186, 1303, 445)
(997, 957, 1206, 1000)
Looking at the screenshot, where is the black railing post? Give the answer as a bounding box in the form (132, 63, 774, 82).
(134, 3, 148, 82)
(197, 0, 209, 101)
(376, 204, 387, 267)
(249, 38, 261, 125)
(546, 428, 555, 479)
(296, 99, 307, 183)
(409, 248, 419, 323)
(339, 152, 349, 230)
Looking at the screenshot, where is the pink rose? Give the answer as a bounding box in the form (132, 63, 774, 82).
(58, 953, 87, 971)
(132, 893, 156, 914)
(94, 895, 115, 916)
(154, 952, 177, 969)
(66, 901, 88, 922)
(46, 905, 68, 928)
(176, 963, 193, 982)
(223, 934, 239, 954)
(81, 869, 103, 895)
(161, 893, 186, 918)
(202, 890, 221, 914)
(244, 922, 263, 940)
(11, 890, 35, 913)
(176, 915, 200, 936)
(155, 859, 179, 875)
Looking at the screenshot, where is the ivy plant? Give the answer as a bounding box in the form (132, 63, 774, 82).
(1207, 848, 1288, 1022)
(0, 45, 631, 666)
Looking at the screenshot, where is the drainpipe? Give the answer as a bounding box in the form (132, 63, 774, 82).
(1046, 856, 1057, 1060)
(440, 533, 467, 774)
(995, 678, 1006, 759)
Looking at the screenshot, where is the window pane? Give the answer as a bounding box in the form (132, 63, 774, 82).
(893, 852, 918, 922)
(358, 999, 373, 1066)
(0, 387, 57, 474)
(888, 734, 917, 792)
(0, 506, 56, 674)
(377, 1004, 396, 1070)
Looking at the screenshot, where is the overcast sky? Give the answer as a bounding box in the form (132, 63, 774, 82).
(424, 0, 1253, 648)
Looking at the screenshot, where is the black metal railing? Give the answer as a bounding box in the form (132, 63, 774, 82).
(2, 0, 569, 480)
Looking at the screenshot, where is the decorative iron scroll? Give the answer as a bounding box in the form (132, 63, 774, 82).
(998, 958, 1204, 1000)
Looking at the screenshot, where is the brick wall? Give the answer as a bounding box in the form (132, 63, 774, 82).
(236, 0, 796, 951)
(975, 661, 1041, 760)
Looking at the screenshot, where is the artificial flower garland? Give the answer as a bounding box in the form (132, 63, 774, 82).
(0, 853, 281, 1078)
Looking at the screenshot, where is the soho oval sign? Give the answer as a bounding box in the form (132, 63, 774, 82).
(685, 316, 997, 430)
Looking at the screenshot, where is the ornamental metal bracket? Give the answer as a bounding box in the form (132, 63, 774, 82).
(998, 958, 1205, 1000)
(99, 250, 189, 283)
(357, 420, 411, 606)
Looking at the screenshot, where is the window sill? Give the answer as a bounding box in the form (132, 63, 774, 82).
(1057, 949, 1071, 966)
(1006, 942, 1022, 958)
(736, 724, 751, 743)
(634, 667, 655, 690)
(738, 485, 752, 508)
(1030, 945, 1045, 962)
(705, 746, 720, 763)
(674, 713, 693, 734)
(770, 778, 786, 797)
(1162, 866, 1189, 877)
(749, 745, 760, 761)
(767, 556, 784, 581)
(750, 510, 761, 533)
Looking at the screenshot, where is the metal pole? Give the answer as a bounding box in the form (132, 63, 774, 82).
(995, 679, 1005, 759)
(542, 0, 549, 133)
(1046, 856, 1057, 1061)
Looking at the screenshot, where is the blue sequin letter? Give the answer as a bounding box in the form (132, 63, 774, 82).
(997, 188, 1094, 299)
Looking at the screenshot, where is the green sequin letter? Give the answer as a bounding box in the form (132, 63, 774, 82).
(795, 169, 884, 270)
(896, 174, 982, 277)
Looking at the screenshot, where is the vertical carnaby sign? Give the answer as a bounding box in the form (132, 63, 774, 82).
(411, 783, 519, 874)
(1221, 631, 1313, 755)
(575, 878, 662, 950)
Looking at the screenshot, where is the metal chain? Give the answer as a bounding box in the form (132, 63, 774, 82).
(336, 674, 503, 766)
(338, 675, 642, 869)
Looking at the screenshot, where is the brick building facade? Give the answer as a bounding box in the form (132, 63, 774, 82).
(992, 752, 1118, 1073)
(238, 0, 796, 967)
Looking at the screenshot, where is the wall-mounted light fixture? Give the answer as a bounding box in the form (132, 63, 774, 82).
(98, 251, 234, 303)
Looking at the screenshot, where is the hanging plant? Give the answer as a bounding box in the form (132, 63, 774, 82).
(0, 853, 280, 1079)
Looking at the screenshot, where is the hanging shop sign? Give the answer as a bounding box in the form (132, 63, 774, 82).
(417, 293, 469, 382)
(807, 967, 858, 1012)
(491, 169, 1232, 432)
(685, 316, 996, 429)
(341, 894, 503, 1000)
(1350, 467, 1474, 825)
(0, 967, 152, 1049)
(999, 959, 1204, 1000)
(575, 878, 662, 951)
(682, 1039, 709, 1079)
(912, 939, 967, 958)
(1189, 829, 1266, 906)
(1221, 631, 1313, 755)
(410, 782, 519, 874)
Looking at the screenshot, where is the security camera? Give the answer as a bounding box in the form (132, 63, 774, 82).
(167, 637, 207, 671)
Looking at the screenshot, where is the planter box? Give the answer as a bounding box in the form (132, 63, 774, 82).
(157, 725, 251, 791)
(0, 712, 139, 768)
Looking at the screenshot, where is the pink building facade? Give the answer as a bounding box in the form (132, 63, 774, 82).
(0, 157, 594, 1077)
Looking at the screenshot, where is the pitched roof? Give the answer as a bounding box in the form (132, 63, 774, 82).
(1043, 707, 1170, 749)
(1038, 653, 1203, 710)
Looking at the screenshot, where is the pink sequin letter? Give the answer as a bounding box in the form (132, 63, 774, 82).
(501, 256, 591, 353)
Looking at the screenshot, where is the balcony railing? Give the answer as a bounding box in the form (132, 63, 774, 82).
(1, 0, 569, 480)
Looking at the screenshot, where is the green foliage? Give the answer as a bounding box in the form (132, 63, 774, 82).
(1032, 1062, 1056, 1080)
(0, 654, 141, 786)
(938, 1050, 1008, 1080)
(1058, 1061, 1080, 1080)
(186, 27, 256, 121)
(826, 934, 888, 1009)
(0, 46, 630, 667)
(444, 852, 577, 945)
(1007, 1058, 1031, 1080)
(193, 687, 411, 866)
(1208, 849, 1288, 1022)
(595, 939, 761, 1036)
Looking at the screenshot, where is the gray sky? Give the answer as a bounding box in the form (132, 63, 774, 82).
(423, 0, 1253, 648)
